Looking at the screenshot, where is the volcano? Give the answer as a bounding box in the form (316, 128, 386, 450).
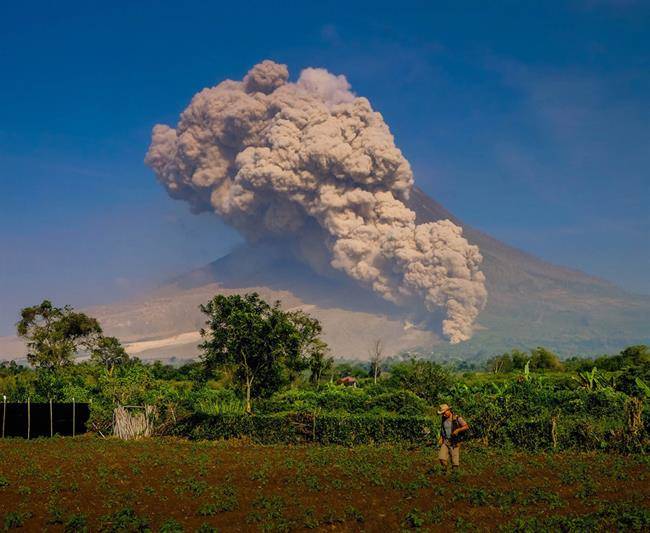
(1, 186, 637, 363)
(23, 59, 640, 363)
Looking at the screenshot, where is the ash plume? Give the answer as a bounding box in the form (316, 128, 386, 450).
(145, 60, 487, 342)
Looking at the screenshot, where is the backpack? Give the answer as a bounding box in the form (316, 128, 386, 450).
(441, 414, 471, 444)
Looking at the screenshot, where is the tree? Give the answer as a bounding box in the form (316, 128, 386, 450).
(199, 293, 326, 412)
(487, 352, 513, 373)
(529, 346, 563, 371)
(511, 349, 530, 370)
(308, 340, 333, 384)
(594, 345, 649, 371)
(98, 358, 155, 406)
(91, 336, 129, 376)
(618, 345, 649, 366)
(388, 359, 453, 404)
(287, 308, 328, 384)
(17, 300, 102, 370)
(331, 362, 368, 380)
(0, 360, 27, 377)
(368, 339, 385, 384)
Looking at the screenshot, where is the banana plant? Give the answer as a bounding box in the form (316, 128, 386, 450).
(635, 377, 650, 398)
(451, 383, 470, 395)
(573, 367, 612, 390)
(574, 367, 598, 390)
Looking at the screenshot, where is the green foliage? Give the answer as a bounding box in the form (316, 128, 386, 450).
(502, 502, 650, 532)
(365, 390, 429, 416)
(573, 366, 616, 390)
(64, 514, 88, 533)
(0, 361, 27, 377)
(256, 385, 428, 416)
(487, 349, 529, 373)
(98, 508, 150, 532)
(172, 412, 437, 446)
(331, 361, 368, 379)
(158, 519, 183, 533)
(636, 377, 650, 397)
(387, 359, 453, 404)
(487, 346, 562, 373)
(3, 511, 31, 530)
(308, 341, 333, 384)
(529, 346, 563, 371)
(199, 292, 325, 411)
(17, 300, 102, 369)
(147, 361, 204, 381)
(189, 387, 244, 415)
(4, 294, 649, 453)
(196, 524, 217, 533)
(595, 345, 649, 371)
(90, 336, 129, 376)
(257, 386, 367, 414)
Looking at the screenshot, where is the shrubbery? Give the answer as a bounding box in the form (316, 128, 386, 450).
(2, 300, 648, 453)
(171, 402, 644, 451)
(448, 375, 647, 451)
(255, 385, 428, 417)
(171, 411, 437, 446)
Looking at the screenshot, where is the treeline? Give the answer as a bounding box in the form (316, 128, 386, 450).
(0, 295, 648, 450)
(486, 345, 649, 374)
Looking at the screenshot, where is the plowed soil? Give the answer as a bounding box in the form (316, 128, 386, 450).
(0, 437, 648, 531)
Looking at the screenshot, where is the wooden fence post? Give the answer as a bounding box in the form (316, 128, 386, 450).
(49, 398, 53, 438)
(72, 398, 76, 438)
(27, 397, 31, 440)
(551, 415, 558, 449)
(2, 395, 6, 439)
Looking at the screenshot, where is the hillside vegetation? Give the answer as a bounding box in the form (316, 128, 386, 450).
(1, 296, 648, 452)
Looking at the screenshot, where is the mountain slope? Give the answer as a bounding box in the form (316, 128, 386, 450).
(407, 188, 650, 356)
(86, 188, 650, 361)
(1, 188, 647, 362)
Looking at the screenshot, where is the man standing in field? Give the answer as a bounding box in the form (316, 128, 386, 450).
(437, 404, 469, 470)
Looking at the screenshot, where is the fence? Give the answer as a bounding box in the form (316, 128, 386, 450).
(1, 397, 89, 438)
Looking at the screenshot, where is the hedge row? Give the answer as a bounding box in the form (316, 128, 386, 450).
(170, 412, 438, 446)
(170, 410, 648, 451)
(255, 388, 429, 417)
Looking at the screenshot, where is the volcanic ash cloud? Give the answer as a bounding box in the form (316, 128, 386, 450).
(145, 60, 487, 343)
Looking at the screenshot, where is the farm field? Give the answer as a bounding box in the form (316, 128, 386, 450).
(0, 437, 648, 532)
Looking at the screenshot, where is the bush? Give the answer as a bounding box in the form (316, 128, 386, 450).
(387, 360, 453, 404)
(256, 386, 369, 414)
(256, 387, 429, 417)
(189, 387, 244, 415)
(170, 412, 437, 446)
(365, 390, 428, 416)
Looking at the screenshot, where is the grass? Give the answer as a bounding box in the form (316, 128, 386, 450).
(0, 437, 648, 531)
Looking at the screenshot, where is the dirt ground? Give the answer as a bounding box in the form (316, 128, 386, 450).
(0, 437, 648, 531)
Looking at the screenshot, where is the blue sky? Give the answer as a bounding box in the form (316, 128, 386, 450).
(1, 1, 649, 335)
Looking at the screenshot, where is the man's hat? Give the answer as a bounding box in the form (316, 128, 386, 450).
(437, 403, 451, 415)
